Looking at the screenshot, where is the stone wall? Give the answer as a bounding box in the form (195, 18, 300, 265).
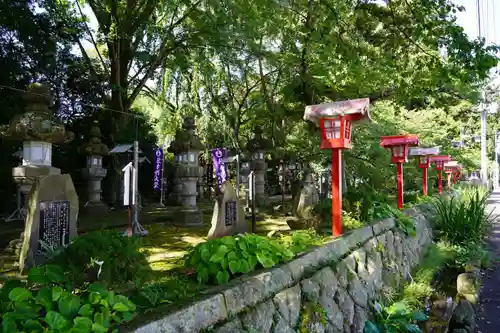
(129, 207, 433, 333)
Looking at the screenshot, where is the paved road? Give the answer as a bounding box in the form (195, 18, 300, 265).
(477, 191, 500, 332)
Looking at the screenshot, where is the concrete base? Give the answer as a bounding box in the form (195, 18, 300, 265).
(179, 209, 203, 226)
(84, 201, 109, 214)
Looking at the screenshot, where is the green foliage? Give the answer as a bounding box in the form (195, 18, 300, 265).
(47, 231, 152, 288)
(184, 233, 298, 285)
(452, 243, 490, 269)
(431, 189, 491, 245)
(369, 203, 417, 237)
(364, 301, 428, 333)
(278, 229, 325, 254)
(0, 266, 136, 333)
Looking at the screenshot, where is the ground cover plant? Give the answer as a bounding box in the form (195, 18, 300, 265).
(184, 230, 324, 285)
(0, 265, 136, 333)
(45, 231, 152, 289)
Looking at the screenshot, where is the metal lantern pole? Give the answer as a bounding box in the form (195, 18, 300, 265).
(422, 167, 428, 196)
(396, 162, 404, 209)
(331, 149, 343, 236)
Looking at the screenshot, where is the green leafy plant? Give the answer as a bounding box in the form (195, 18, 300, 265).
(431, 190, 491, 245)
(0, 266, 136, 333)
(364, 301, 428, 333)
(278, 229, 324, 254)
(47, 230, 152, 288)
(369, 203, 417, 237)
(184, 233, 294, 285)
(453, 243, 489, 268)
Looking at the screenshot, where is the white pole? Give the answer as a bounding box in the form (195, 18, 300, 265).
(236, 154, 240, 198)
(133, 140, 148, 235)
(494, 130, 500, 191)
(481, 104, 488, 186)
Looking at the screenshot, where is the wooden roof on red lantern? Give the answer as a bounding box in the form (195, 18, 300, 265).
(379, 134, 419, 148)
(304, 98, 371, 126)
(430, 155, 451, 162)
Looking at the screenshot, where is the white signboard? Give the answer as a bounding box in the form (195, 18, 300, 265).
(408, 147, 440, 156)
(122, 162, 136, 206)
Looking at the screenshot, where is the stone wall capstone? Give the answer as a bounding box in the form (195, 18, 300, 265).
(128, 206, 433, 333)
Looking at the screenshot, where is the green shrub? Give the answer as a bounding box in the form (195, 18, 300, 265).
(184, 233, 295, 285)
(0, 265, 136, 333)
(369, 203, 417, 237)
(431, 190, 491, 245)
(278, 229, 325, 254)
(364, 301, 428, 333)
(47, 231, 152, 288)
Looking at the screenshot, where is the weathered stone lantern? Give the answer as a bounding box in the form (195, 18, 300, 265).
(167, 135, 182, 205)
(175, 117, 205, 225)
(246, 128, 272, 205)
(79, 121, 109, 212)
(0, 83, 73, 202)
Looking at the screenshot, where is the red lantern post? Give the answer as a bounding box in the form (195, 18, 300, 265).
(304, 98, 371, 237)
(380, 135, 419, 209)
(444, 161, 459, 191)
(452, 165, 462, 184)
(408, 147, 440, 196)
(430, 155, 451, 193)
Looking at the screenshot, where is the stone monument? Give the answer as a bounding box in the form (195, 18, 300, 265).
(0, 83, 74, 203)
(208, 181, 247, 239)
(80, 121, 109, 213)
(18, 174, 79, 272)
(246, 128, 272, 206)
(173, 117, 204, 225)
(288, 171, 321, 230)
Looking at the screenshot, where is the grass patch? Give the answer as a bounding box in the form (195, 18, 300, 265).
(402, 242, 456, 309)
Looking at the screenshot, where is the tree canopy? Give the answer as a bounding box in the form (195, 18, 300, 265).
(0, 0, 499, 210)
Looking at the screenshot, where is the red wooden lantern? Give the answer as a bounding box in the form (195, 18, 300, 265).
(304, 98, 371, 237)
(319, 116, 354, 149)
(380, 134, 419, 209)
(430, 155, 451, 193)
(408, 147, 440, 196)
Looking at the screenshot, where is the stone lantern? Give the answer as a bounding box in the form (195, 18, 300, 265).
(167, 133, 182, 205)
(79, 121, 109, 212)
(0, 83, 73, 202)
(246, 128, 272, 205)
(175, 117, 205, 225)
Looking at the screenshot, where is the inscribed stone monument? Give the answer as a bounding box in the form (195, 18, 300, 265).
(207, 181, 247, 239)
(19, 174, 79, 272)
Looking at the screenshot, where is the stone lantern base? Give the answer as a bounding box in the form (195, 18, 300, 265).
(82, 167, 108, 214)
(178, 208, 203, 226)
(13, 165, 61, 199)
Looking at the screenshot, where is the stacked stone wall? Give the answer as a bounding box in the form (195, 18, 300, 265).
(130, 207, 433, 333)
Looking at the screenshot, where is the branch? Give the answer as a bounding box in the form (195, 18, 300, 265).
(127, 0, 203, 106)
(74, 0, 109, 75)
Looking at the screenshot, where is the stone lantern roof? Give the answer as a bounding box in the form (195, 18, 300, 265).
(0, 83, 74, 143)
(177, 117, 205, 152)
(246, 127, 272, 152)
(79, 121, 109, 156)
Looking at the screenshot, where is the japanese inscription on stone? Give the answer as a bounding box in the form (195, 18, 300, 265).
(225, 200, 237, 226)
(38, 200, 70, 250)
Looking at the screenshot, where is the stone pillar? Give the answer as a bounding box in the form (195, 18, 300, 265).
(1, 83, 74, 202)
(80, 122, 109, 213)
(175, 117, 204, 226)
(167, 138, 182, 205)
(246, 128, 272, 206)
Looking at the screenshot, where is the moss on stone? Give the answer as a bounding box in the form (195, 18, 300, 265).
(297, 300, 327, 333)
